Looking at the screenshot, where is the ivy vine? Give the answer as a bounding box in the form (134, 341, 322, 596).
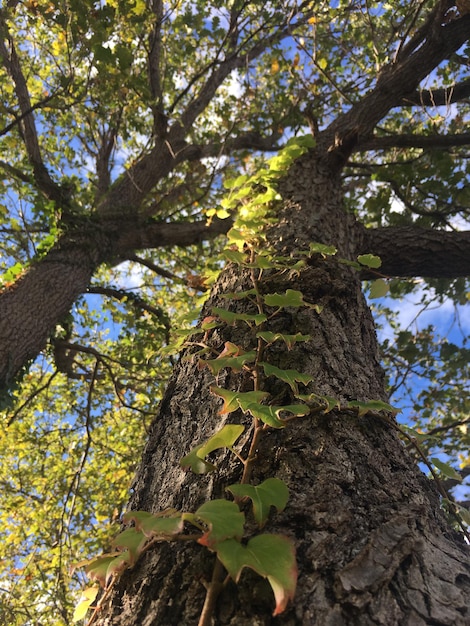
(74, 136, 469, 625)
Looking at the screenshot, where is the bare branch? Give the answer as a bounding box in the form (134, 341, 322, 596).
(186, 130, 282, 160)
(397, 79, 470, 107)
(180, 12, 314, 131)
(125, 254, 183, 283)
(95, 114, 122, 202)
(87, 285, 170, 331)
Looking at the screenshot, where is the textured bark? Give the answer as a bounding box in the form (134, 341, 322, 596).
(361, 227, 470, 278)
(0, 216, 231, 390)
(0, 227, 109, 390)
(96, 152, 470, 626)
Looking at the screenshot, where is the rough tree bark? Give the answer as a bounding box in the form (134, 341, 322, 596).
(95, 145, 470, 626)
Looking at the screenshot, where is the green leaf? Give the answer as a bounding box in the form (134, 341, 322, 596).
(180, 424, 245, 473)
(430, 458, 462, 481)
(455, 503, 470, 525)
(212, 306, 267, 326)
(221, 249, 249, 264)
(347, 399, 399, 416)
(227, 478, 289, 527)
(256, 331, 311, 349)
(245, 403, 309, 428)
(216, 534, 297, 616)
(221, 289, 257, 300)
(122, 510, 184, 538)
(201, 350, 257, 375)
(357, 254, 382, 269)
(210, 386, 269, 415)
(183, 499, 245, 548)
(112, 528, 147, 564)
(308, 242, 337, 256)
(261, 362, 313, 395)
(369, 279, 389, 299)
(263, 289, 308, 308)
(76, 552, 129, 587)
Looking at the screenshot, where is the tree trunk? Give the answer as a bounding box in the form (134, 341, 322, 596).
(96, 151, 470, 625)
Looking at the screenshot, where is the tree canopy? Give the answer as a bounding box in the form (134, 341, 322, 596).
(0, 1, 469, 624)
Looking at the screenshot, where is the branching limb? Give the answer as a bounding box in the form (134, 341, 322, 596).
(323, 8, 470, 164)
(0, 12, 63, 203)
(87, 285, 170, 332)
(397, 79, 470, 107)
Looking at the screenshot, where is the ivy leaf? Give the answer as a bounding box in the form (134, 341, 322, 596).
(357, 254, 382, 269)
(123, 510, 184, 538)
(455, 503, 470, 525)
(308, 242, 337, 257)
(221, 249, 248, 265)
(257, 331, 311, 349)
(75, 552, 129, 587)
(212, 306, 267, 326)
(430, 458, 462, 481)
(369, 279, 389, 299)
(210, 386, 269, 415)
(180, 424, 245, 474)
(112, 528, 147, 564)
(227, 478, 289, 527)
(183, 499, 245, 548)
(216, 534, 297, 616)
(264, 289, 312, 309)
(201, 347, 257, 374)
(221, 289, 257, 300)
(73, 586, 99, 623)
(244, 403, 309, 428)
(347, 399, 399, 417)
(260, 362, 313, 395)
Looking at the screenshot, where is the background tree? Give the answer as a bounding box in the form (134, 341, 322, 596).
(0, 1, 469, 624)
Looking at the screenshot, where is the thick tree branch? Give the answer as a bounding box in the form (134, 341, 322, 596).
(323, 10, 470, 164)
(356, 132, 470, 151)
(185, 130, 282, 161)
(148, 0, 167, 137)
(360, 226, 470, 278)
(113, 216, 232, 255)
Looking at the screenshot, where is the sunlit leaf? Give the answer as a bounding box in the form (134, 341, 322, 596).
(73, 586, 99, 622)
(261, 362, 313, 395)
(180, 424, 245, 473)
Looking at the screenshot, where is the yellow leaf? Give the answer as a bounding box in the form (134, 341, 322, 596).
(308, 16, 316, 24)
(271, 60, 280, 74)
(73, 586, 99, 622)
